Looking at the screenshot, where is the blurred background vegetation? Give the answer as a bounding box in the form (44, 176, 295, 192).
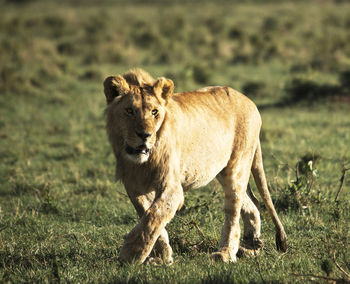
(0, 0, 349, 282)
(1, 0, 350, 101)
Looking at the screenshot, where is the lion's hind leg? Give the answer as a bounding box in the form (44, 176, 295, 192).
(213, 158, 252, 263)
(237, 184, 264, 258)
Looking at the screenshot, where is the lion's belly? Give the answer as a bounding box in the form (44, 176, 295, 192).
(180, 136, 233, 191)
(181, 166, 223, 190)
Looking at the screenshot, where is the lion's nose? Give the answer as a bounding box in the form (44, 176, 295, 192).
(136, 132, 151, 140)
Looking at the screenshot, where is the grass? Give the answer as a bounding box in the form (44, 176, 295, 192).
(1, 0, 350, 282)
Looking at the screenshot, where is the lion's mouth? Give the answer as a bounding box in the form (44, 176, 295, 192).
(125, 144, 150, 155)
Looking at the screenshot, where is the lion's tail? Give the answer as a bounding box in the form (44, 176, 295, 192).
(251, 140, 287, 252)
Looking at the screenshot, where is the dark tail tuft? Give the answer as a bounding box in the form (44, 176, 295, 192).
(276, 230, 287, 252)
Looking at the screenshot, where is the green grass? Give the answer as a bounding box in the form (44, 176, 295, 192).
(1, 0, 350, 282)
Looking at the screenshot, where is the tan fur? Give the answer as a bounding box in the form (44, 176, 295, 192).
(103, 69, 287, 264)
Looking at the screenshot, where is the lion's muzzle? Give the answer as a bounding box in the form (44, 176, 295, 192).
(124, 143, 151, 163)
(125, 144, 150, 156)
(136, 132, 151, 141)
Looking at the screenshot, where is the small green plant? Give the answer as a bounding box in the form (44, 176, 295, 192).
(40, 193, 59, 214)
(288, 154, 322, 207)
(321, 258, 334, 277)
(275, 154, 323, 212)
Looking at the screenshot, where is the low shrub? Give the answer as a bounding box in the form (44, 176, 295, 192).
(205, 16, 225, 35)
(241, 81, 267, 98)
(79, 69, 102, 82)
(132, 29, 160, 48)
(57, 41, 77, 55)
(192, 65, 211, 85)
(228, 27, 244, 40)
(284, 78, 340, 104)
(339, 69, 350, 91)
(262, 16, 279, 32)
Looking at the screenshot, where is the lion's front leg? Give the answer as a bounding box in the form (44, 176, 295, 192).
(119, 184, 183, 264)
(128, 193, 174, 265)
(149, 229, 173, 265)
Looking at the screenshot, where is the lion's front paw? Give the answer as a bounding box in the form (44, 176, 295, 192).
(237, 238, 264, 258)
(118, 242, 145, 264)
(151, 237, 174, 265)
(145, 257, 163, 266)
(145, 256, 174, 266)
(161, 255, 174, 266)
(210, 251, 236, 263)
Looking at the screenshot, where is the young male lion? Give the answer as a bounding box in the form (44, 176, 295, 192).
(103, 69, 287, 265)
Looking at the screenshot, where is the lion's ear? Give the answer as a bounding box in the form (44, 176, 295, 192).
(153, 77, 174, 103)
(103, 75, 129, 104)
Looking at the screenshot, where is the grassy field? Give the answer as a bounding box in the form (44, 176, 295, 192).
(0, 0, 350, 282)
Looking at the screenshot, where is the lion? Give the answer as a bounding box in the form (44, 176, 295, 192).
(103, 68, 287, 265)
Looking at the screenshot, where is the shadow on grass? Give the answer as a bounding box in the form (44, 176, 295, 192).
(258, 70, 350, 110)
(171, 235, 218, 257)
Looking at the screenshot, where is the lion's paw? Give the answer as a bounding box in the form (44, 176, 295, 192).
(210, 251, 236, 263)
(237, 238, 264, 258)
(145, 256, 173, 266)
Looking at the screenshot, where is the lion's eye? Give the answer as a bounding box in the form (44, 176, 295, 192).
(151, 109, 158, 116)
(125, 108, 134, 116)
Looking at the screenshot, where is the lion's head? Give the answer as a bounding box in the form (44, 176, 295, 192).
(104, 69, 174, 164)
